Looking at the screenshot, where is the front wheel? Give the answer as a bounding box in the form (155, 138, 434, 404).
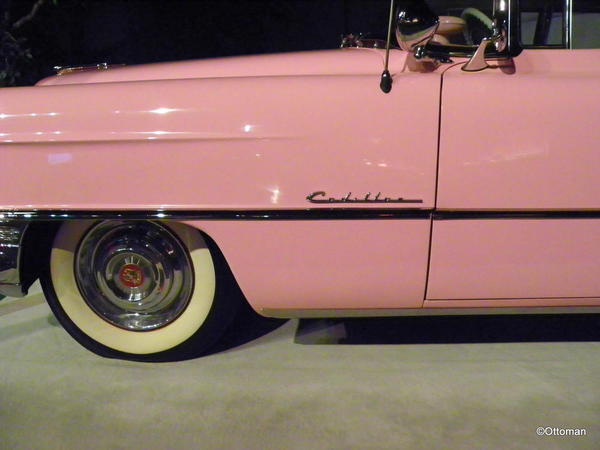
(41, 220, 240, 361)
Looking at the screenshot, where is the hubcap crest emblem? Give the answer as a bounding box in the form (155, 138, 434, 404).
(119, 264, 144, 288)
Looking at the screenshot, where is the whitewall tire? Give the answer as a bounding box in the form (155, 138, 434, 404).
(41, 220, 239, 361)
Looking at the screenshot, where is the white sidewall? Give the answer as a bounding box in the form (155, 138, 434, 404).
(50, 221, 216, 354)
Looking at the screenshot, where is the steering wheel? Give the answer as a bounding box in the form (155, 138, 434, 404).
(461, 7, 494, 45)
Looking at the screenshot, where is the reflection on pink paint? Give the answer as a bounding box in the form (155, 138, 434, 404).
(48, 153, 73, 165)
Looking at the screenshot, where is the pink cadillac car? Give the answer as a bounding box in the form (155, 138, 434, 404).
(0, 0, 599, 361)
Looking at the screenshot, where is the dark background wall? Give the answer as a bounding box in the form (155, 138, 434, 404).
(5, 1, 599, 86)
(4, 0, 392, 86)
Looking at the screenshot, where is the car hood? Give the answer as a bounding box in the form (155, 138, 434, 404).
(36, 48, 389, 86)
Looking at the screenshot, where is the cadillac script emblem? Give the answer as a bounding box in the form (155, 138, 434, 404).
(306, 191, 423, 204)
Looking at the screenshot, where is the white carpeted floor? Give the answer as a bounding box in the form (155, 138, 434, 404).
(1, 284, 599, 449)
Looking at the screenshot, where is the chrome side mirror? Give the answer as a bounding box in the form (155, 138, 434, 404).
(379, 0, 440, 93)
(395, 1, 439, 52)
(462, 17, 508, 72)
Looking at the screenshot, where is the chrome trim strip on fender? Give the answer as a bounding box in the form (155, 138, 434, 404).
(433, 211, 600, 220)
(3, 209, 600, 222)
(0, 209, 432, 221)
(54, 62, 124, 76)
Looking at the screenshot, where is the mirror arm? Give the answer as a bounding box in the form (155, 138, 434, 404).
(461, 37, 495, 72)
(462, 20, 507, 72)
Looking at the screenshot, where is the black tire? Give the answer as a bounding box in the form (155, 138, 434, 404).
(40, 220, 241, 362)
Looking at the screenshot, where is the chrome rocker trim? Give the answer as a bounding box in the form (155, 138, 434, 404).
(261, 306, 600, 318)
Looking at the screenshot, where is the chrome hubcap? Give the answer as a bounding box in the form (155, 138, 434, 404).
(75, 221, 194, 331)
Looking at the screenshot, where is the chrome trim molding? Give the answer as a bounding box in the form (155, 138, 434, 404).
(0, 209, 432, 221)
(1, 209, 600, 223)
(434, 211, 600, 220)
(340, 34, 395, 50)
(261, 306, 600, 319)
(565, 0, 573, 49)
(53, 62, 124, 76)
(0, 222, 29, 298)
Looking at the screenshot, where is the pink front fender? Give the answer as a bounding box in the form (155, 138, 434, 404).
(0, 49, 439, 211)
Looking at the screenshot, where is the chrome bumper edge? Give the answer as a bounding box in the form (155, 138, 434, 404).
(0, 222, 29, 298)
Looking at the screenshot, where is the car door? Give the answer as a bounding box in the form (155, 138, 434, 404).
(426, 0, 600, 304)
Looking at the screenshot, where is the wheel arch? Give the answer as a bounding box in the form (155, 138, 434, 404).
(19, 219, 250, 310)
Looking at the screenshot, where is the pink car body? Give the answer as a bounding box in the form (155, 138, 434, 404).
(0, 0, 599, 360)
